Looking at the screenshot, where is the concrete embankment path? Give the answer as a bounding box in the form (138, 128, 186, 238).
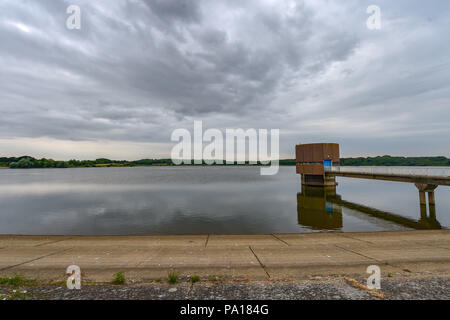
(1, 230, 450, 283)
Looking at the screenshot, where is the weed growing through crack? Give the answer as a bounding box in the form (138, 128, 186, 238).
(168, 270, 179, 284)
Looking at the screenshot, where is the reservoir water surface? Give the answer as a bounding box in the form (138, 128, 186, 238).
(0, 166, 448, 235)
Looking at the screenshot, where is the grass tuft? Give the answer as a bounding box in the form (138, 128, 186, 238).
(112, 271, 126, 285)
(168, 270, 179, 284)
(189, 275, 200, 283)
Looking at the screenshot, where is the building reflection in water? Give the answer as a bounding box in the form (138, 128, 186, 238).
(297, 185, 343, 230)
(297, 185, 442, 231)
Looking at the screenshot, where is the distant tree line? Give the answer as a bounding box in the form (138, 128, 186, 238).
(339, 156, 450, 166)
(0, 155, 449, 169)
(0, 156, 294, 168)
(0, 157, 135, 168)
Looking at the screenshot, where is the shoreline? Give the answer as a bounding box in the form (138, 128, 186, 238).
(0, 164, 293, 169)
(0, 229, 439, 237)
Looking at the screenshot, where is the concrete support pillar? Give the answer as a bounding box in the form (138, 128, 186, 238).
(429, 203, 436, 220)
(415, 183, 438, 220)
(420, 204, 427, 219)
(418, 191, 427, 206)
(428, 191, 435, 206)
(301, 174, 337, 187)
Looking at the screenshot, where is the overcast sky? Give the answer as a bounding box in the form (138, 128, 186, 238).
(0, 0, 449, 160)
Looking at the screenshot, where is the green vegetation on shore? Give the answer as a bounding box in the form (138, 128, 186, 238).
(0, 156, 292, 168)
(339, 155, 450, 166)
(0, 156, 160, 168)
(0, 155, 449, 169)
(167, 270, 179, 284)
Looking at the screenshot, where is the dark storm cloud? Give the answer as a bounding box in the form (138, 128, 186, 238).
(0, 0, 449, 157)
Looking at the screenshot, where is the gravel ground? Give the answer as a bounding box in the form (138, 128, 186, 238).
(1, 276, 449, 300)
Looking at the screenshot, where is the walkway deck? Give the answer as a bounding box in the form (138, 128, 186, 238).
(1, 230, 450, 283)
(327, 166, 450, 185)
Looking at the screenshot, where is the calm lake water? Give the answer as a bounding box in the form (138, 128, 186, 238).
(0, 166, 448, 235)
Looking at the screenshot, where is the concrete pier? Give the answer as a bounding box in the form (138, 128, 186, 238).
(428, 191, 436, 206)
(414, 183, 438, 219)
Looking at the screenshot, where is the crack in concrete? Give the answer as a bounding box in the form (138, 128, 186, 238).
(334, 244, 406, 272)
(248, 246, 270, 279)
(271, 234, 290, 246)
(336, 233, 375, 245)
(205, 234, 210, 248)
(0, 247, 73, 271)
(34, 238, 73, 247)
(334, 244, 381, 263)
